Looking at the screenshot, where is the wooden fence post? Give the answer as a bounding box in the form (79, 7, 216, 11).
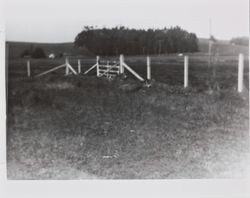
(96, 56, 100, 77)
(238, 54, 244, 93)
(184, 56, 189, 88)
(27, 60, 31, 77)
(208, 40, 212, 68)
(65, 58, 69, 75)
(78, 59, 81, 74)
(147, 56, 151, 80)
(119, 54, 124, 74)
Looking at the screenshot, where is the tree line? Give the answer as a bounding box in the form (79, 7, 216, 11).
(74, 26, 199, 56)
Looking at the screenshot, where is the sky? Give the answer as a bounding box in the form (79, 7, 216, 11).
(3, 0, 249, 43)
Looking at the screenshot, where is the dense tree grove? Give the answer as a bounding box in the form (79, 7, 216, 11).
(74, 26, 199, 55)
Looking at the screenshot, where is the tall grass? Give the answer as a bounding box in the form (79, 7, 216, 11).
(7, 68, 249, 179)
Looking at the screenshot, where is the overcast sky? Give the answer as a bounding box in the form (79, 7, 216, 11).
(4, 0, 249, 43)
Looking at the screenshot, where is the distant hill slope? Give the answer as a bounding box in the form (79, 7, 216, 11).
(6, 38, 249, 59)
(198, 38, 249, 56)
(6, 41, 91, 59)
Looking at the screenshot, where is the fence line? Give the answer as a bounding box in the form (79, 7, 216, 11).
(36, 64, 66, 77)
(35, 58, 77, 77)
(84, 63, 97, 74)
(122, 62, 144, 82)
(25, 54, 246, 93)
(84, 54, 145, 81)
(66, 59, 77, 75)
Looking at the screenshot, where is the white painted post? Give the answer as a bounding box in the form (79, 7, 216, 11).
(147, 56, 151, 80)
(119, 54, 124, 74)
(184, 56, 189, 88)
(238, 54, 244, 93)
(208, 40, 212, 68)
(122, 55, 124, 74)
(65, 58, 69, 75)
(96, 56, 100, 77)
(27, 60, 31, 77)
(78, 59, 81, 74)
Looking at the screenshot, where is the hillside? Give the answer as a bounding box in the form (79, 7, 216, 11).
(6, 38, 249, 59)
(6, 41, 91, 59)
(198, 38, 249, 56)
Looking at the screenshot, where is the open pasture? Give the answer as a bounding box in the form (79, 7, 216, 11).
(7, 55, 249, 179)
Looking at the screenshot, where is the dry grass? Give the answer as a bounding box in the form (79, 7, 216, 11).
(7, 57, 249, 179)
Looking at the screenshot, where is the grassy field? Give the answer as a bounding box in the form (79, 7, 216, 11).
(7, 55, 249, 179)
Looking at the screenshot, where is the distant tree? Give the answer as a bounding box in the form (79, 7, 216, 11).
(188, 33, 199, 52)
(31, 47, 46, 58)
(230, 37, 249, 46)
(209, 35, 217, 43)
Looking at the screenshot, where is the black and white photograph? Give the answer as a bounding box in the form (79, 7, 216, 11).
(0, 0, 249, 197)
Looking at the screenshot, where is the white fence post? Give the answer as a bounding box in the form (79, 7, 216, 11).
(27, 60, 31, 77)
(147, 56, 151, 80)
(238, 54, 244, 93)
(184, 56, 189, 88)
(65, 58, 69, 75)
(208, 40, 212, 68)
(78, 59, 81, 74)
(120, 54, 124, 74)
(96, 56, 100, 77)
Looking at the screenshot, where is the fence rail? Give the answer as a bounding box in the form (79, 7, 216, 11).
(23, 53, 246, 93)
